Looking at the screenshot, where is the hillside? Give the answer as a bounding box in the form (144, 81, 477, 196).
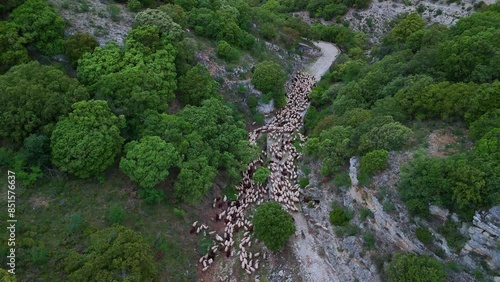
(0, 0, 499, 281)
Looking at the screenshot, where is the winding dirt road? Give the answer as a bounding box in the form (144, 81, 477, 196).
(290, 41, 343, 282)
(308, 41, 341, 82)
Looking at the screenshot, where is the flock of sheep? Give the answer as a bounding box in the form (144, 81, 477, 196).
(191, 72, 317, 275)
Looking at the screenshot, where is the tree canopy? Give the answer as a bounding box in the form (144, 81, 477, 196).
(120, 136, 181, 189)
(253, 202, 296, 252)
(252, 61, 286, 107)
(64, 225, 156, 281)
(9, 0, 65, 55)
(177, 64, 219, 106)
(0, 62, 89, 145)
(51, 100, 125, 179)
(385, 253, 446, 282)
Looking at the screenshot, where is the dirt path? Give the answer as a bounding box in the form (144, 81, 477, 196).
(307, 41, 341, 82)
(289, 41, 344, 282)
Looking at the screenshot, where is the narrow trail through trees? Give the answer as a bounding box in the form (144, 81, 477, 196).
(191, 41, 341, 280)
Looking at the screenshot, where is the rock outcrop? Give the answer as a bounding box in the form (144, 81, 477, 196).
(461, 206, 500, 271)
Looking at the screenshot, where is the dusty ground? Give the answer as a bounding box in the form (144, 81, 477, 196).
(50, 0, 135, 45)
(344, 0, 479, 44)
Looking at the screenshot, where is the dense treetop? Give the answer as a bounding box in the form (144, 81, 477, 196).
(253, 202, 296, 252)
(50, 100, 125, 179)
(0, 62, 89, 145)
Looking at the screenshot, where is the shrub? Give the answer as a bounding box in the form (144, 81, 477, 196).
(335, 223, 359, 237)
(108, 204, 125, 224)
(127, 0, 142, 12)
(138, 188, 165, 204)
(416, 227, 433, 244)
(362, 232, 376, 249)
(253, 202, 296, 252)
(299, 177, 310, 188)
(65, 213, 86, 235)
(30, 247, 48, 265)
(438, 220, 466, 251)
(107, 5, 121, 22)
(360, 149, 389, 175)
(385, 253, 446, 282)
(216, 40, 239, 62)
(329, 205, 353, 226)
(360, 208, 373, 221)
(173, 208, 186, 219)
(252, 166, 270, 184)
(333, 172, 351, 187)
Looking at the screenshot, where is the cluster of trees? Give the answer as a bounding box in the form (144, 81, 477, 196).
(0, 1, 261, 206)
(64, 225, 157, 281)
(305, 111, 412, 175)
(399, 132, 499, 220)
(305, 7, 500, 222)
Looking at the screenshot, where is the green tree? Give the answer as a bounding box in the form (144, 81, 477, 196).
(0, 62, 89, 144)
(158, 4, 187, 28)
(360, 149, 389, 175)
(389, 13, 426, 43)
(64, 33, 99, 67)
(9, 0, 65, 54)
(398, 153, 454, 217)
(51, 100, 125, 179)
(64, 225, 156, 281)
(177, 64, 219, 106)
(385, 253, 446, 282)
(469, 109, 500, 140)
(358, 122, 412, 153)
(450, 160, 487, 218)
(306, 126, 352, 175)
(0, 21, 29, 73)
(91, 52, 177, 118)
(252, 61, 286, 107)
(174, 157, 217, 204)
(134, 8, 184, 42)
(120, 136, 181, 189)
(21, 134, 51, 167)
(253, 202, 296, 252)
(216, 40, 239, 62)
(77, 42, 124, 85)
(253, 166, 270, 184)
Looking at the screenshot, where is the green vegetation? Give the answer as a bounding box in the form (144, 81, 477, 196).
(252, 60, 287, 107)
(1, 0, 499, 280)
(0, 62, 89, 144)
(63, 33, 98, 67)
(177, 64, 219, 106)
(385, 253, 446, 282)
(51, 100, 125, 179)
(9, 0, 65, 55)
(329, 204, 353, 226)
(360, 149, 389, 175)
(415, 227, 433, 244)
(305, 7, 500, 223)
(120, 136, 181, 189)
(438, 220, 467, 251)
(64, 225, 156, 281)
(253, 202, 296, 252)
(253, 166, 271, 184)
